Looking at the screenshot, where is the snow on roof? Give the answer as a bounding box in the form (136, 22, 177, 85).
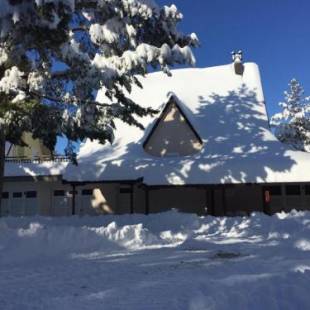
(4, 161, 67, 179)
(64, 62, 310, 185)
(6, 62, 310, 184)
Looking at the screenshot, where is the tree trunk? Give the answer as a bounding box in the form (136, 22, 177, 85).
(0, 131, 5, 217)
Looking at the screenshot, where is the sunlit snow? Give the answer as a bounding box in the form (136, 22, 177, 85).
(0, 210, 309, 309)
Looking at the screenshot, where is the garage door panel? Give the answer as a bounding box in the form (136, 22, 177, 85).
(1, 192, 10, 217)
(24, 191, 38, 216)
(10, 192, 24, 216)
(53, 190, 71, 216)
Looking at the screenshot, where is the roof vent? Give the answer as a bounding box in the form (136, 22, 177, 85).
(231, 50, 244, 75)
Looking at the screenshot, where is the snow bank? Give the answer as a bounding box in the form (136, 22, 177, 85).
(0, 211, 195, 263)
(1, 210, 309, 262)
(0, 211, 310, 310)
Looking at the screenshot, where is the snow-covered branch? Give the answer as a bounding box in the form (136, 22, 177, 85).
(0, 0, 198, 156)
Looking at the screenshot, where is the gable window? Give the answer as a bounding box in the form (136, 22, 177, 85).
(143, 95, 203, 157)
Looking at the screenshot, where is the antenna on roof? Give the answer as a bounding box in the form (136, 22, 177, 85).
(231, 50, 244, 76)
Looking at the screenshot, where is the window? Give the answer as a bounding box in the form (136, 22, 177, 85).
(69, 190, 78, 195)
(82, 189, 93, 196)
(285, 185, 301, 196)
(2, 192, 9, 199)
(305, 185, 310, 195)
(25, 191, 37, 198)
(143, 98, 203, 158)
(13, 192, 22, 198)
(54, 190, 65, 196)
(265, 186, 282, 196)
(120, 188, 132, 194)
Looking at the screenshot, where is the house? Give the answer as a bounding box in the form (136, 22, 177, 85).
(2, 54, 310, 217)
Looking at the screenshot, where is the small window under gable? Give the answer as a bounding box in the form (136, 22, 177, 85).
(143, 95, 203, 157)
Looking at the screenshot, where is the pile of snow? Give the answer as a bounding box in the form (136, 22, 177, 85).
(0, 212, 195, 263)
(0, 211, 310, 309)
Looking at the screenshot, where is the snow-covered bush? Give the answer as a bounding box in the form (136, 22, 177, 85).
(271, 79, 310, 151)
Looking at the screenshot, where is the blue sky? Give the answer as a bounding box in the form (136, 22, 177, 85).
(157, 0, 310, 117)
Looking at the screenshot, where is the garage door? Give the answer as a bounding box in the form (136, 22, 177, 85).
(80, 189, 97, 215)
(9, 191, 39, 216)
(0, 192, 10, 216)
(24, 191, 38, 216)
(52, 190, 71, 216)
(10, 192, 24, 216)
(284, 185, 302, 210)
(118, 187, 132, 214)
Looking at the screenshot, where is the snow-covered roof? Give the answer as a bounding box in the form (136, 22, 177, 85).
(6, 62, 310, 185)
(4, 161, 67, 180)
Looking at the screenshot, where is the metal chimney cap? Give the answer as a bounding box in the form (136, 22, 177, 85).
(231, 50, 243, 63)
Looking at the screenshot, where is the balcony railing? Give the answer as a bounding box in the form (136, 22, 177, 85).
(5, 155, 71, 163)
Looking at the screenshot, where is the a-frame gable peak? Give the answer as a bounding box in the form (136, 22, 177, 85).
(143, 95, 203, 157)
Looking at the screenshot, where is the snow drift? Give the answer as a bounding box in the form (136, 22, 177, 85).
(0, 211, 310, 309)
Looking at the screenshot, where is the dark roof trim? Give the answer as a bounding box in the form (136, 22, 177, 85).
(62, 177, 144, 186)
(141, 184, 236, 189)
(142, 95, 203, 148)
(4, 175, 63, 182)
(142, 182, 310, 189)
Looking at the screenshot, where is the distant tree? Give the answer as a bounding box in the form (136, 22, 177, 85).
(0, 0, 198, 215)
(271, 79, 310, 151)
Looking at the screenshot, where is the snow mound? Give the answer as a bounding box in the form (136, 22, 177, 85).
(1, 211, 310, 310)
(0, 211, 193, 263)
(0, 210, 309, 262)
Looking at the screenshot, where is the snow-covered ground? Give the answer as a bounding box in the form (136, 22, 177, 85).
(0, 211, 310, 310)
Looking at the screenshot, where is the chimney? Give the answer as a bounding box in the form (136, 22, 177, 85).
(231, 50, 244, 75)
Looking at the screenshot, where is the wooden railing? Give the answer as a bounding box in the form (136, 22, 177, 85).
(5, 155, 71, 163)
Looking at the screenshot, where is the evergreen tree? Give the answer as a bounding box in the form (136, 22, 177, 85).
(271, 79, 310, 151)
(0, 0, 198, 214)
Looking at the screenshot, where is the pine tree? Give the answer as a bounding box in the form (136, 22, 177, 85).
(0, 0, 198, 215)
(271, 79, 310, 151)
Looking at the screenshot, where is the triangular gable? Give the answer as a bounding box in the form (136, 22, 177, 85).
(143, 95, 203, 157)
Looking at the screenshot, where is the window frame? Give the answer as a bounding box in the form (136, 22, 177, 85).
(82, 189, 93, 196)
(265, 186, 282, 196)
(12, 192, 23, 198)
(54, 190, 65, 197)
(2, 192, 9, 199)
(25, 191, 37, 198)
